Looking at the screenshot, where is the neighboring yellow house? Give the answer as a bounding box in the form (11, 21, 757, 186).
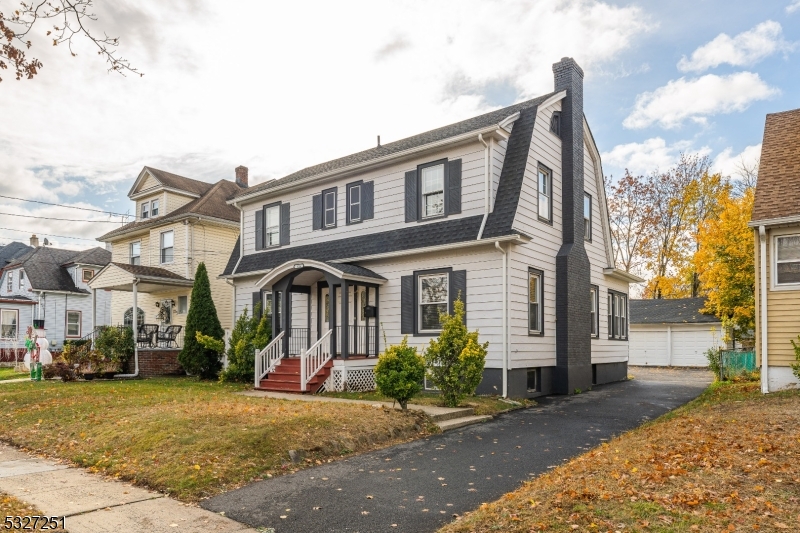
(750, 107, 800, 393)
(90, 166, 245, 354)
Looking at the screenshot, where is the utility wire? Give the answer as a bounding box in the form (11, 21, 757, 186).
(0, 227, 100, 242)
(0, 194, 135, 220)
(0, 212, 126, 223)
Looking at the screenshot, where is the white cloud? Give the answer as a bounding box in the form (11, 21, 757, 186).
(712, 144, 762, 178)
(0, 0, 652, 249)
(601, 138, 711, 176)
(623, 72, 779, 130)
(678, 21, 795, 72)
(787, 0, 800, 13)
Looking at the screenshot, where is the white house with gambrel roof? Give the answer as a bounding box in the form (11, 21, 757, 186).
(222, 58, 642, 398)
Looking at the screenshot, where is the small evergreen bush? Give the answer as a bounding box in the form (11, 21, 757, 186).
(179, 263, 225, 379)
(374, 336, 425, 410)
(424, 298, 488, 407)
(791, 335, 800, 382)
(219, 304, 271, 383)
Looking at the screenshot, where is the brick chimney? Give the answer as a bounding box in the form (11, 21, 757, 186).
(235, 165, 249, 188)
(30, 234, 39, 247)
(552, 57, 592, 395)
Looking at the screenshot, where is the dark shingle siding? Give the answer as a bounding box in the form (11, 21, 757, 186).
(630, 298, 720, 324)
(233, 93, 555, 201)
(225, 215, 485, 276)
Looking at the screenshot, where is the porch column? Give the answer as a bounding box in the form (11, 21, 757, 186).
(132, 280, 139, 375)
(341, 279, 349, 360)
(91, 288, 97, 345)
(323, 274, 340, 357)
(272, 276, 294, 357)
(374, 285, 380, 357)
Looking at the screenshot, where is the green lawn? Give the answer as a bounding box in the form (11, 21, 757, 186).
(0, 366, 29, 381)
(0, 377, 432, 502)
(319, 390, 532, 416)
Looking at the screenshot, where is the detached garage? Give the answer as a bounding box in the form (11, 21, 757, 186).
(629, 298, 724, 367)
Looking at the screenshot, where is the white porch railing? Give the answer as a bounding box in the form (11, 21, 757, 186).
(300, 329, 332, 392)
(255, 331, 284, 388)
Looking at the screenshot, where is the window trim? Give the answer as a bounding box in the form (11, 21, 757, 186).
(150, 199, 159, 217)
(418, 158, 448, 221)
(607, 290, 628, 341)
(19, 270, 24, 290)
(130, 241, 141, 266)
(82, 269, 95, 283)
(590, 285, 599, 338)
(528, 268, 544, 336)
(65, 310, 82, 338)
(773, 233, 800, 289)
(346, 181, 362, 225)
(262, 202, 282, 247)
(141, 201, 149, 219)
(160, 230, 175, 264)
(537, 164, 553, 225)
(584, 192, 592, 242)
(413, 267, 452, 336)
(6, 271, 12, 293)
(177, 295, 188, 314)
(0, 309, 18, 340)
(322, 187, 337, 229)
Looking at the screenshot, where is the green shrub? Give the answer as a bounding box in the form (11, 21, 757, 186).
(219, 304, 271, 383)
(706, 347, 722, 381)
(424, 299, 488, 407)
(791, 335, 800, 382)
(92, 326, 134, 372)
(179, 263, 225, 379)
(374, 337, 425, 410)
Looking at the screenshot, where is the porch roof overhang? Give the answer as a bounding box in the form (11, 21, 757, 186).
(255, 259, 387, 290)
(88, 263, 194, 293)
(603, 267, 646, 284)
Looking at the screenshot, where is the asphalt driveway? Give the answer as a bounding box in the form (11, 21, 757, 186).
(203, 368, 712, 533)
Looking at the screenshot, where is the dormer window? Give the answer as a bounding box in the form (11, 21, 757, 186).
(141, 202, 149, 219)
(151, 199, 159, 217)
(550, 112, 561, 137)
(82, 269, 95, 282)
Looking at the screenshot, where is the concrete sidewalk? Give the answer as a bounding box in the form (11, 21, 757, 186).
(0, 445, 259, 533)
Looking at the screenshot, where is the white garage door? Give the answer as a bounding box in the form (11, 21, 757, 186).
(671, 325, 722, 366)
(629, 329, 669, 366)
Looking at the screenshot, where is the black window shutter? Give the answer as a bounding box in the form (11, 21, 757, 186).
(448, 159, 462, 215)
(363, 181, 374, 220)
(252, 291, 262, 319)
(312, 194, 322, 230)
(449, 270, 467, 323)
(401, 275, 414, 334)
(280, 203, 290, 245)
(404, 170, 418, 222)
(254, 208, 264, 251)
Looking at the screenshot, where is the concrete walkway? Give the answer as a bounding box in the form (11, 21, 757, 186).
(206, 369, 712, 533)
(0, 445, 259, 533)
(241, 390, 494, 430)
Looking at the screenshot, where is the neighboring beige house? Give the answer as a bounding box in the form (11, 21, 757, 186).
(750, 107, 800, 393)
(90, 166, 245, 353)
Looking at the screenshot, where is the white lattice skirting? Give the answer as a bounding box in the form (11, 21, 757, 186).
(320, 366, 377, 392)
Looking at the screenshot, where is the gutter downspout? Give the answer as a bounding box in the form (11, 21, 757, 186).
(477, 134, 491, 240)
(184, 219, 191, 279)
(495, 241, 508, 398)
(116, 278, 140, 378)
(759, 226, 769, 393)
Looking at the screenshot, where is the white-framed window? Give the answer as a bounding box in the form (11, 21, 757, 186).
(19, 271, 24, 290)
(66, 310, 81, 338)
(0, 309, 18, 340)
(6, 271, 12, 293)
(538, 167, 552, 223)
(418, 272, 448, 332)
(264, 204, 281, 246)
(349, 184, 361, 223)
(151, 199, 159, 217)
(584, 193, 592, 242)
(421, 162, 445, 218)
(323, 189, 337, 228)
(82, 269, 95, 282)
(608, 291, 628, 340)
(177, 295, 188, 314)
(130, 241, 141, 265)
(590, 286, 598, 337)
(775, 234, 800, 286)
(528, 270, 543, 334)
(141, 201, 149, 219)
(160, 230, 174, 264)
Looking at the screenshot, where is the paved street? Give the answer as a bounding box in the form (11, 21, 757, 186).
(203, 368, 712, 533)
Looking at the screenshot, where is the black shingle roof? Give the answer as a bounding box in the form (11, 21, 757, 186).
(5, 246, 112, 293)
(0, 242, 33, 268)
(233, 93, 555, 200)
(630, 298, 720, 324)
(328, 262, 386, 280)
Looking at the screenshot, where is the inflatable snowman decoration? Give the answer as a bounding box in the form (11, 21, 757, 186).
(23, 325, 52, 380)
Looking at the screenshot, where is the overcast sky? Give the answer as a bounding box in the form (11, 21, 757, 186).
(1, 0, 798, 249)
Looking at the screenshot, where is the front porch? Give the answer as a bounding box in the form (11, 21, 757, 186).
(254, 260, 386, 393)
